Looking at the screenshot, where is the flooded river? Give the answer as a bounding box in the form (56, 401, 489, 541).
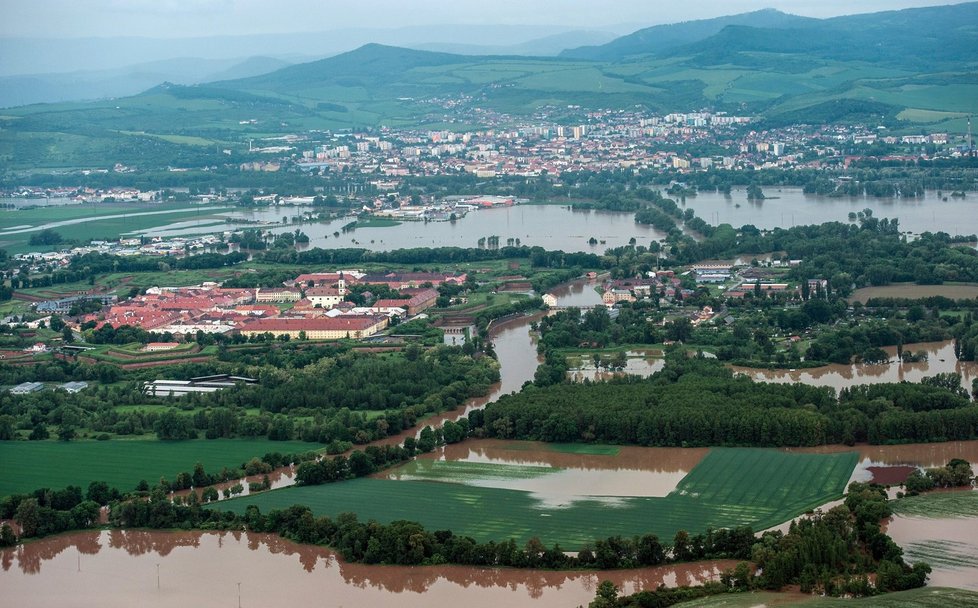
(5, 280, 978, 602)
(0, 530, 736, 608)
(681, 187, 978, 235)
(157, 188, 978, 251)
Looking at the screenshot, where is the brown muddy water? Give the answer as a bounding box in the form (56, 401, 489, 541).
(547, 278, 606, 308)
(385, 439, 709, 500)
(886, 510, 978, 591)
(733, 341, 978, 393)
(0, 530, 737, 608)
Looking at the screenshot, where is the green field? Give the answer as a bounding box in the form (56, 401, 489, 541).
(677, 587, 978, 608)
(0, 439, 320, 496)
(892, 490, 978, 518)
(226, 447, 858, 547)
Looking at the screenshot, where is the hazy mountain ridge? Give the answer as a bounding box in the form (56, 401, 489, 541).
(559, 8, 818, 60)
(0, 56, 291, 108)
(410, 30, 619, 57)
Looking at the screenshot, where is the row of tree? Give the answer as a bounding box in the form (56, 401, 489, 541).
(474, 353, 978, 447)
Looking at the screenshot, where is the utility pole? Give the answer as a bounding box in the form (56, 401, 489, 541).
(237, 582, 242, 608)
(156, 563, 160, 589)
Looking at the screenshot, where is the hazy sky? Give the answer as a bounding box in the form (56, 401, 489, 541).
(0, 0, 967, 38)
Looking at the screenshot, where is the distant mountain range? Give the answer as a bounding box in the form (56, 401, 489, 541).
(559, 8, 816, 60)
(0, 56, 291, 108)
(2, 3, 976, 169)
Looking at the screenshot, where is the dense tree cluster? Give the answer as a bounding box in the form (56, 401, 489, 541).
(0, 345, 498, 445)
(904, 458, 975, 494)
(474, 354, 978, 447)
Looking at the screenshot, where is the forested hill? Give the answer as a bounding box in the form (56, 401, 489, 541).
(217, 44, 475, 91)
(4, 4, 978, 168)
(562, 3, 978, 68)
(559, 9, 816, 60)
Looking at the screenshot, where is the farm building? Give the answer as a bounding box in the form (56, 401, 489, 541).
(10, 382, 45, 395)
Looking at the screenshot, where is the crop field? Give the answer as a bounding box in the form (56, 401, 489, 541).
(848, 283, 978, 304)
(227, 447, 857, 547)
(679, 587, 978, 607)
(0, 439, 319, 497)
(892, 490, 978, 518)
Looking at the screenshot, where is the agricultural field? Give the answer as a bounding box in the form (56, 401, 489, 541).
(848, 283, 978, 304)
(227, 447, 858, 547)
(892, 490, 978, 518)
(0, 439, 319, 496)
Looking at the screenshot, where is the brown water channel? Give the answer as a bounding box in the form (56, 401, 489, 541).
(0, 530, 736, 607)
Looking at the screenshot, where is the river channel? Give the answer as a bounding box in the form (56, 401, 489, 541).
(0, 529, 738, 607)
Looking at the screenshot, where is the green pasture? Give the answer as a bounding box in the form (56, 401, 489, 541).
(0, 439, 319, 497)
(227, 447, 857, 547)
(678, 587, 978, 608)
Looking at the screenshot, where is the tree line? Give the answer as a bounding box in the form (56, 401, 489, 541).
(472, 353, 978, 447)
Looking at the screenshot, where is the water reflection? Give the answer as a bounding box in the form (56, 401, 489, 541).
(732, 341, 977, 393)
(0, 530, 737, 607)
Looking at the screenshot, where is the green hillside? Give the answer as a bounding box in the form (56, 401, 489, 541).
(2, 4, 976, 169)
(560, 8, 817, 60)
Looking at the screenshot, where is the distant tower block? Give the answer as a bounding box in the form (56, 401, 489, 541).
(969, 116, 975, 157)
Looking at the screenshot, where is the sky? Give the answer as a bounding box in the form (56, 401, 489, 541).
(0, 0, 967, 38)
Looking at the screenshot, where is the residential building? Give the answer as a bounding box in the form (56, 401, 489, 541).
(238, 316, 388, 340)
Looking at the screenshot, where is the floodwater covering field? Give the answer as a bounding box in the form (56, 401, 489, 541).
(0, 529, 738, 608)
(386, 440, 710, 501)
(227, 446, 858, 548)
(888, 490, 978, 591)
